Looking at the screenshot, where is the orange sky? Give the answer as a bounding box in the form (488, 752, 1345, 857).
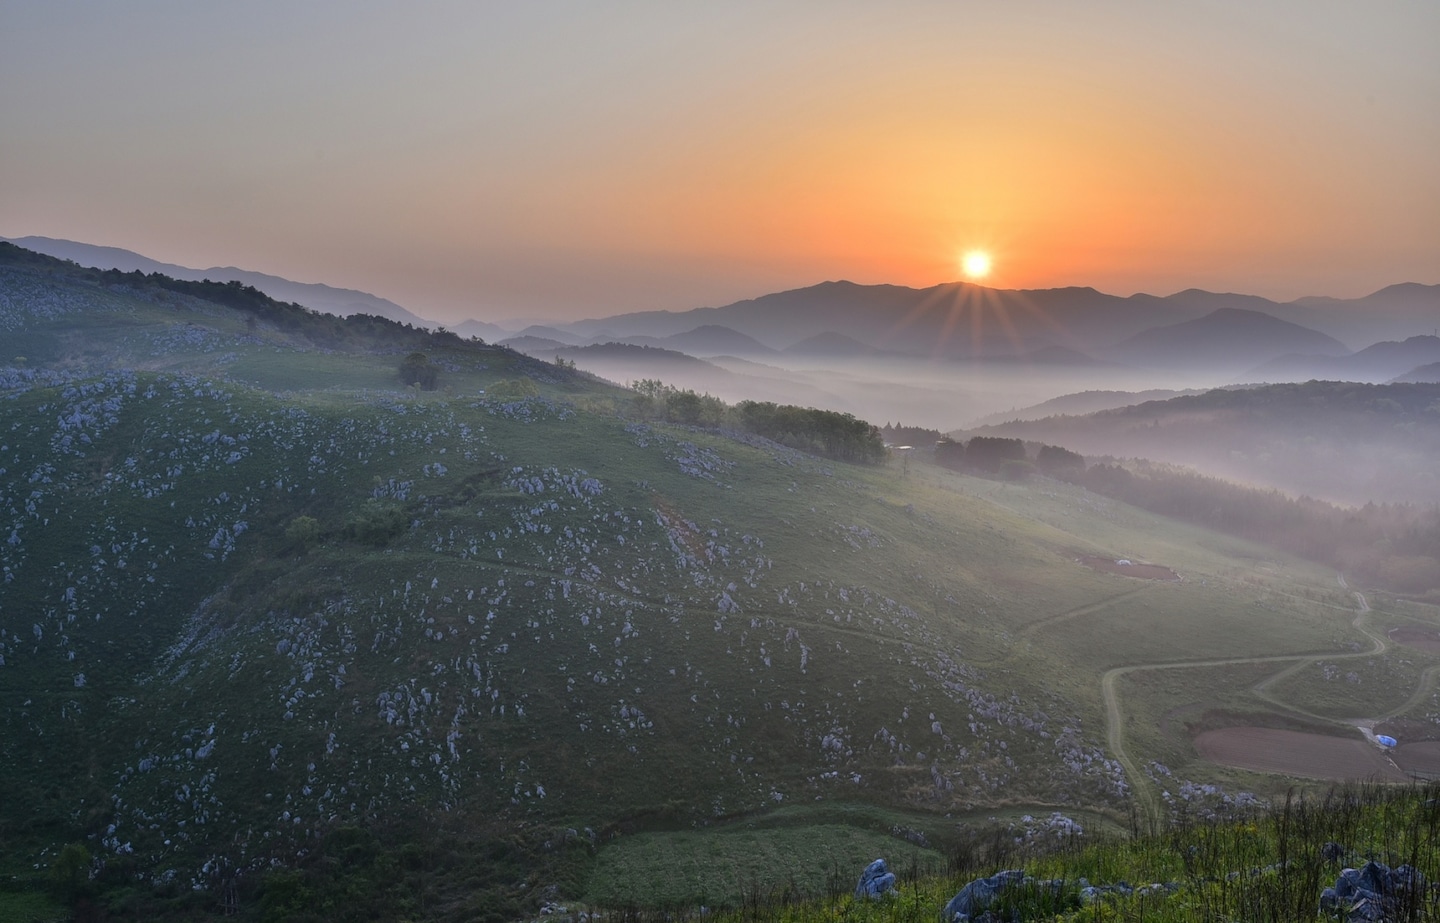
(2, 3, 1436, 322)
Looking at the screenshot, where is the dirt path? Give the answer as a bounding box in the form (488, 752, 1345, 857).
(1101, 649, 1345, 831)
(1019, 585, 1153, 639)
(1382, 664, 1440, 720)
(1098, 579, 1438, 831)
(1248, 602, 1387, 722)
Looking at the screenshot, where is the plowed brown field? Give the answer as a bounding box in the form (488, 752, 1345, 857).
(1193, 727, 1407, 781)
(1389, 626, 1440, 655)
(1392, 741, 1440, 778)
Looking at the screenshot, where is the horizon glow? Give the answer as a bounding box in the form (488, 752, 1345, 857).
(1, 2, 1436, 323)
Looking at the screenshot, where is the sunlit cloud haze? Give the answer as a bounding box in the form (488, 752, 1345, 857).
(3, 1, 1437, 323)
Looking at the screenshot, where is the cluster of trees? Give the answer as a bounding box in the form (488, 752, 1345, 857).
(399, 352, 440, 390)
(934, 436, 1057, 479)
(735, 400, 887, 464)
(933, 436, 1086, 480)
(631, 379, 727, 425)
(631, 380, 886, 464)
(880, 422, 945, 448)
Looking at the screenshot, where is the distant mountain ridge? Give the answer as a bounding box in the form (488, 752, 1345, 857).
(970, 380, 1440, 506)
(11, 236, 1434, 361)
(1273, 282, 1440, 347)
(1393, 361, 1440, 384)
(662, 324, 776, 357)
(1104, 308, 1350, 371)
(2, 235, 439, 329)
(560, 279, 1436, 361)
(969, 388, 1208, 427)
(564, 280, 1192, 358)
(783, 330, 892, 358)
(1250, 335, 1440, 383)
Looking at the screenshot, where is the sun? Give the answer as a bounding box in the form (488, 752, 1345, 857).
(961, 250, 992, 280)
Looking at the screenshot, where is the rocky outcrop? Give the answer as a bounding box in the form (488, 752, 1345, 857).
(1319, 860, 1428, 922)
(854, 858, 897, 900)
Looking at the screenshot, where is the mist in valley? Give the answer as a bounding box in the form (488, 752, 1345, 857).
(542, 346, 1237, 431)
(513, 293, 1440, 601)
(499, 286, 1440, 511)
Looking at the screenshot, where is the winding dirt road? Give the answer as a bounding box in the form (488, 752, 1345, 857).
(1099, 577, 1437, 831)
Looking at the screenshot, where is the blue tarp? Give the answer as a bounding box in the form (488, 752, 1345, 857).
(1376, 735, 1397, 748)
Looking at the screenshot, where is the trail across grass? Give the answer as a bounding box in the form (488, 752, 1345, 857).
(1101, 582, 1439, 830)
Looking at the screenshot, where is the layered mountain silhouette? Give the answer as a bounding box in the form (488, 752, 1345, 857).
(564, 280, 1200, 359)
(782, 331, 892, 358)
(1103, 308, 1350, 371)
(1392, 361, 1440, 384)
(662, 324, 776, 357)
(561, 279, 1433, 363)
(970, 380, 1440, 506)
(1250, 335, 1440, 383)
(969, 388, 1207, 427)
(498, 334, 575, 353)
(510, 324, 589, 346)
(1276, 283, 1440, 347)
(15, 236, 1434, 368)
(453, 318, 511, 341)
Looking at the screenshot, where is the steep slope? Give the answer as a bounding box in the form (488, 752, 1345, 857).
(3, 235, 436, 328)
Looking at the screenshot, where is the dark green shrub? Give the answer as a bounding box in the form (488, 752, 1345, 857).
(345, 500, 408, 546)
(283, 515, 321, 552)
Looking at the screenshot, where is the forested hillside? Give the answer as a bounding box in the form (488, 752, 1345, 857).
(972, 380, 1440, 506)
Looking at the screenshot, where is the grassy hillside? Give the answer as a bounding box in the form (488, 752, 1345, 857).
(2, 244, 1438, 920)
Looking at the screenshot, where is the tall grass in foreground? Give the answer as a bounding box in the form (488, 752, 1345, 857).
(598, 783, 1439, 923)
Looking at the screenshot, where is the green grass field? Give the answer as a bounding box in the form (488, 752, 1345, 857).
(0, 891, 67, 923)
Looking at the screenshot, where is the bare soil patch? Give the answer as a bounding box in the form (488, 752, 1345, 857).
(1193, 726, 1407, 782)
(1079, 556, 1179, 581)
(1388, 626, 1440, 655)
(1391, 742, 1440, 778)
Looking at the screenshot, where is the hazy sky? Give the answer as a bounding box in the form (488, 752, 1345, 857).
(3, 2, 1437, 323)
